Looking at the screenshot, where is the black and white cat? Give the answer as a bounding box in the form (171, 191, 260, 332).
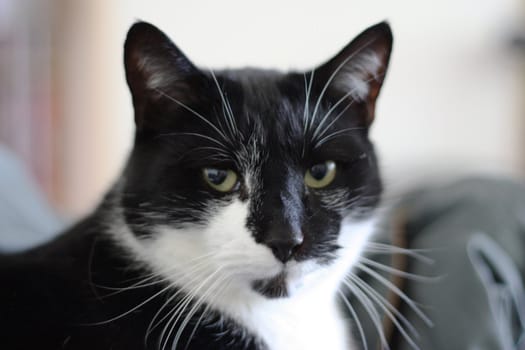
(0, 21, 392, 350)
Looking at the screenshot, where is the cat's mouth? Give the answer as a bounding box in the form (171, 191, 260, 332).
(252, 271, 288, 298)
(251, 261, 323, 298)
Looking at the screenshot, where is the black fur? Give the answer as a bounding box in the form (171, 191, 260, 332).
(0, 21, 392, 349)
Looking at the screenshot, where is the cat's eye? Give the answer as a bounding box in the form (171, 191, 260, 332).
(202, 168, 238, 192)
(304, 161, 336, 189)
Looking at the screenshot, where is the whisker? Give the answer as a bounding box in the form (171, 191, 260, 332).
(173, 271, 233, 349)
(356, 263, 433, 327)
(145, 290, 181, 346)
(86, 254, 222, 330)
(303, 70, 315, 136)
(159, 266, 225, 350)
(347, 275, 421, 349)
(311, 74, 383, 144)
(191, 146, 231, 155)
(154, 89, 229, 142)
(83, 283, 173, 326)
(221, 103, 236, 138)
(365, 243, 435, 265)
(145, 258, 222, 343)
(92, 276, 166, 297)
(156, 132, 228, 150)
(343, 277, 390, 349)
(312, 98, 355, 142)
(337, 290, 368, 350)
(309, 38, 378, 134)
(313, 127, 365, 148)
(95, 251, 219, 297)
(349, 275, 417, 335)
(359, 257, 442, 282)
(184, 274, 233, 350)
(209, 69, 238, 139)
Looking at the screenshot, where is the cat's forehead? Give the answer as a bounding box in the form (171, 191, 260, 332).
(218, 68, 309, 154)
(219, 68, 284, 96)
(219, 68, 296, 113)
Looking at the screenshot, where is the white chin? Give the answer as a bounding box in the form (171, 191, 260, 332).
(284, 260, 323, 295)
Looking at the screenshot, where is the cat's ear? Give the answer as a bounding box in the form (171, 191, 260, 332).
(316, 22, 393, 125)
(124, 21, 199, 127)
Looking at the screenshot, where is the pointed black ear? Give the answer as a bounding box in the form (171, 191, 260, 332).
(317, 22, 393, 125)
(124, 21, 198, 127)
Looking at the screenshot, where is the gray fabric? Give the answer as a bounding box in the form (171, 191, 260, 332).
(0, 145, 64, 252)
(467, 233, 525, 350)
(351, 177, 525, 350)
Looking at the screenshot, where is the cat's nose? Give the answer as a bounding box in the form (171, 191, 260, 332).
(264, 235, 303, 263)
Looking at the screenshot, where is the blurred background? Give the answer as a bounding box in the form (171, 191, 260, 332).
(1, 0, 524, 221)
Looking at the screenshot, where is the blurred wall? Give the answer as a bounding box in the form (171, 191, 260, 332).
(0, 0, 54, 200)
(2, 0, 524, 217)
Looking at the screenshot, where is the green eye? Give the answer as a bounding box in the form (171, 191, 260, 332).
(305, 161, 336, 189)
(203, 168, 238, 192)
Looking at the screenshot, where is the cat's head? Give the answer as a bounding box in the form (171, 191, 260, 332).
(114, 21, 392, 300)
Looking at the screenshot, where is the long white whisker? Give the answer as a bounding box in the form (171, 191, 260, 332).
(158, 132, 228, 150)
(348, 275, 421, 349)
(97, 251, 220, 297)
(93, 275, 167, 297)
(303, 70, 315, 135)
(314, 127, 365, 148)
(365, 243, 435, 265)
(359, 257, 442, 282)
(145, 258, 220, 344)
(312, 98, 355, 142)
(349, 275, 417, 335)
(357, 263, 433, 327)
(366, 242, 434, 254)
(184, 274, 233, 350)
(154, 89, 229, 142)
(337, 290, 368, 350)
(173, 271, 233, 349)
(88, 253, 221, 328)
(224, 99, 237, 136)
(84, 283, 172, 326)
(311, 74, 381, 144)
(96, 259, 212, 298)
(309, 39, 377, 133)
(145, 291, 180, 346)
(159, 266, 225, 350)
(343, 277, 390, 349)
(209, 70, 238, 139)
(187, 146, 231, 157)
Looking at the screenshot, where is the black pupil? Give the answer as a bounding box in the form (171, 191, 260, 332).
(310, 163, 327, 180)
(207, 169, 227, 185)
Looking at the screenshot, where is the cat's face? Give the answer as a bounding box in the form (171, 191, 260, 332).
(115, 22, 392, 299)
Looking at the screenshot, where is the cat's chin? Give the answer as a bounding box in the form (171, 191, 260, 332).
(252, 271, 288, 298)
(251, 260, 325, 298)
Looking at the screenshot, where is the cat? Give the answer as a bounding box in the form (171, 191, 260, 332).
(0, 20, 392, 350)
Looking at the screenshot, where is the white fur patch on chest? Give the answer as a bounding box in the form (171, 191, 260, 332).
(218, 287, 353, 350)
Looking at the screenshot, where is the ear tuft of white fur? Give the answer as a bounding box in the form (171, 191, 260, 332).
(137, 55, 178, 90)
(333, 51, 384, 101)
